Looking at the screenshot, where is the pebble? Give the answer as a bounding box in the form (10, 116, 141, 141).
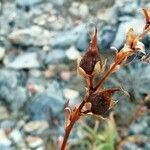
(27, 82, 65, 119)
(4, 52, 41, 69)
(9, 26, 51, 46)
(51, 25, 84, 49)
(16, 0, 42, 7)
(65, 46, 80, 60)
(9, 129, 23, 144)
(60, 71, 71, 81)
(69, 2, 89, 18)
(24, 120, 49, 134)
(0, 129, 11, 147)
(25, 136, 43, 148)
(0, 106, 9, 120)
(45, 49, 66, 65)
(0, 47, 5, 60)
(63, 88, 79, 100)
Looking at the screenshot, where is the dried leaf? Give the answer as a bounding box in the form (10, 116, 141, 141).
(142, 8, 150, 30)
(64, 99, 71, 128)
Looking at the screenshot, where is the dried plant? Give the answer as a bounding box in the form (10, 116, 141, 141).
(60, 9, 150, 150)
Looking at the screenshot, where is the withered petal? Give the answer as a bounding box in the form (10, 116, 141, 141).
(126, 28, 137, 48)
(142, 8, 150, 30)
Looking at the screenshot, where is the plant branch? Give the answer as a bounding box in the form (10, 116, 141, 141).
(61, 100, 86, 150)
(139, 26, 150, 40)
(93, 62, 118, 91)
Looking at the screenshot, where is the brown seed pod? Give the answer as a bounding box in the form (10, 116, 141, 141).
(79, 28, 101, 76)
(88, 88, 120, 115)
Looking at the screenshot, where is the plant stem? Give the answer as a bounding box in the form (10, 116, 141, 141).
(139, 26, 150, 40)
(61, 100, 85, 150)
(93, 62, 118, 91)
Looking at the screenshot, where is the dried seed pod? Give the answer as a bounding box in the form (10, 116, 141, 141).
(88, 88, 120, 115)
(78, 28, 101, 76)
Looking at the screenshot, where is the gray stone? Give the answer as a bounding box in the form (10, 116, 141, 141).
(112, 18, 145, 49)
(121, 142, 142, 150)
(65, 46, 80, 60)
(0, 69, 27, 111)
(75, 30, 89, 51)
(0, 129, 12, 149)
(27, 80, 65, 120)
(99, 25, 117, 51)
(129, 121, 148, 134)
(69, 2, 89, 18)
(0, 47, 5, 60)
(9, 129, 23, 144)
(9, 26, 51, 47)
(4, 52, 42, 69)
(118, 1, 138, 17)
(51, 24, 85, 49)
(24, 120, 49, 135)
(145, 143, 150, 150)
(25, 136, 44, 149)
(45, 49, 66, 65)
(16, 0, 42, 7)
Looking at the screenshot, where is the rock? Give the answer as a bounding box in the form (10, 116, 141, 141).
(0, 86, 27, 112)
(121, 142, 141, 150)
(25, 136, 43, 149)
(4, 52, 42, 69)
(45, 49, 66, 65)
(63, 88, 80, 106)
(0, 129, 11, 148)
(65, 46, 80, 60)
(97, 5, 118, 24)
(99, 25, 117, 51)
(45, 80, 65, 107)
(0, 106, 9, 120)
(0, 69, 27, 111)
(1, 120, 15, 132)
(69, 2, 89, 18)
(9, 26, 51, 46)
(27, 83, 65, 120)
(63, 88, 79, 100)
(43, 69, 55, 79)
(27, 83, 44, 95)
(9, 129, 23, 144)
(129, 113, 150, 135)
(60, 71, 71, 81)
(129, 121, 148, 135)
(112, 18, 145, 48)
(0, 47, 5, 60)
(16, 0, 42, 8)
(51, 24, 85, 49)
(49, 0, 66, 7)
(24, 120, 49, 134)
(33, 12, 65, 30)
(118, 1, 138, 17)
(29, 69, 42, 78)
(75, 30, 89, 51)
(145, 143, 150, 150)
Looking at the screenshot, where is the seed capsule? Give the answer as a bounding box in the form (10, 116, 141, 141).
(78, 28, 101, 76)
(88, 88, 120, 115)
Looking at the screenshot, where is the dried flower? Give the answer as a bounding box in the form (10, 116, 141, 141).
(86, 88, 120, 116)
(78, 28, 102, 77)
(112, 28, 145, 72)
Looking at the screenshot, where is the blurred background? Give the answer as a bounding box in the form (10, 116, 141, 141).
(0, 0, 150, 150)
